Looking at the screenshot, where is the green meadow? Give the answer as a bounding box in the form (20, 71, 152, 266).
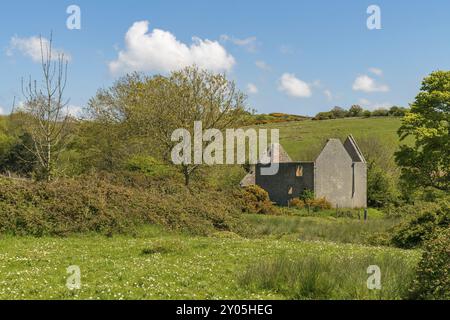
(260, 117, 406, 161)
(0, 221, 420, 300)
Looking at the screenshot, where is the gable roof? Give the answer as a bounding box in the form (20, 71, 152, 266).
(343, 135, 366, 163)
(265, 143, 293, 163)
(315, 138, 353, 163)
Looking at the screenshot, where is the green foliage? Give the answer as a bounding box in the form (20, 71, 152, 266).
(306, 197, 332, 211)
(388, 106, 408, 117)
(348, 105, 364, 117)
(245, 113, 309, 125)
(237, 185, 278, 215)
(299, 189, 315, 201)
(396, 70, 450, 192)
(288, 198, 305, 209)
(331, 106, 348, 118)
(409, 228, 450, 300)
(391, 201, 449, 249)
(125, 155, 174, 178)
(314, 105, 408, 120)
(371, 108, 389, 117)
(363, 110, 372, 118)
(0, 175, 243, 237)
(367, 161, 398, 207)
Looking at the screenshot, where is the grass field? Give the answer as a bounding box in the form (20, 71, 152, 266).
(259, 117, 407, 161)
(0, 216, 420, 300)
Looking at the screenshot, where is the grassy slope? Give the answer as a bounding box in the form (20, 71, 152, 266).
(0, 225, 419, 300)
(259, 117, 405, 161)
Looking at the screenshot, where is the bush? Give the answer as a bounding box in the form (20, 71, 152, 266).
(125, 155, 175, 178)
(391, 201, 449, 249)
(409, 228, 450, 300)
(299, 189, 315, 201)
(0, 175, 244, 236)
(237, 185, 278, 215)
(288, 198, 305, 209)
(367, 161, 398, 208)
(306, 197, 332, 211)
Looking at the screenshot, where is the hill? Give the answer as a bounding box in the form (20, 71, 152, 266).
(256, 117, 408, 162)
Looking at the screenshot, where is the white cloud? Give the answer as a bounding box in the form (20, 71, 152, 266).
(278, 73, 312, 98)
(109, 21, 235, 75)
(7, 36, 71, 62)
(247, 83, 258, 94)
(369, 67, 383, 76)
(255, 60, 271, 71)
(324, 90, 333, 101)
(0, 106, 5, 115)
(66, 105, 83, 117)
(352, 75, 389, 93)
(358, 98, 391, 110)
(220, 35, 259, 52)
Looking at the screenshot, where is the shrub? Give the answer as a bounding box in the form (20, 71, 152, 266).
(299, 189, 314, 201)
(125, 155, 175, 178)
(306, 197, 332, 211)
(288, 198, 305, 209)
(409, 228, 450, 300)
(237, 185, 278, 215)
(367, 161, 399, 208)
(0, 175, 244, 236)
(391, 201, 449, 249)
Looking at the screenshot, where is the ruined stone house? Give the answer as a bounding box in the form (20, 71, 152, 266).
(241, 135, 367, 208)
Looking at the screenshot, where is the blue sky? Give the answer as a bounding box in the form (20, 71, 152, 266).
(1, 0, 450, 116)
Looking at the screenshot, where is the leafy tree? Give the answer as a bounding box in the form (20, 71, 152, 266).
(330, 106, 348, 118)
(395, 71, 450, 192)
(362, 110, 372, 118)
(83, 73, 149, 171)
(144, 66, 248, 185)
(388, 106, 408, 117)
(86, 66, 249, 186)
(348, 105, 363, 117)
(371, 108, 389, 117)
(313, 111, 334, 120)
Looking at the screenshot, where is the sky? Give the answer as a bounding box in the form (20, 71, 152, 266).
(1, 0, 450, 116)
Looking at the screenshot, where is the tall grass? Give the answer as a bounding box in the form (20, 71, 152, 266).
(240, 251, 417, 300)
(244, 214, 401, 245)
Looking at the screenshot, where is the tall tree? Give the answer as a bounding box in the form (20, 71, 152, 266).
(21, 34, 71, 181)
(144, 66, 248, 185)
(395, 71, 450, 191)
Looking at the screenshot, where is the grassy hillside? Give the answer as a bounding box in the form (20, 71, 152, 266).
(258, 117, 407, 161)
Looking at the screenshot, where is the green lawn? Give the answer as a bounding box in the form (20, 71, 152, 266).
(0, 219, 420, 300)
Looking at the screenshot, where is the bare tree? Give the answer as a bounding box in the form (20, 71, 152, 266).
(21, 34, 70, 181)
